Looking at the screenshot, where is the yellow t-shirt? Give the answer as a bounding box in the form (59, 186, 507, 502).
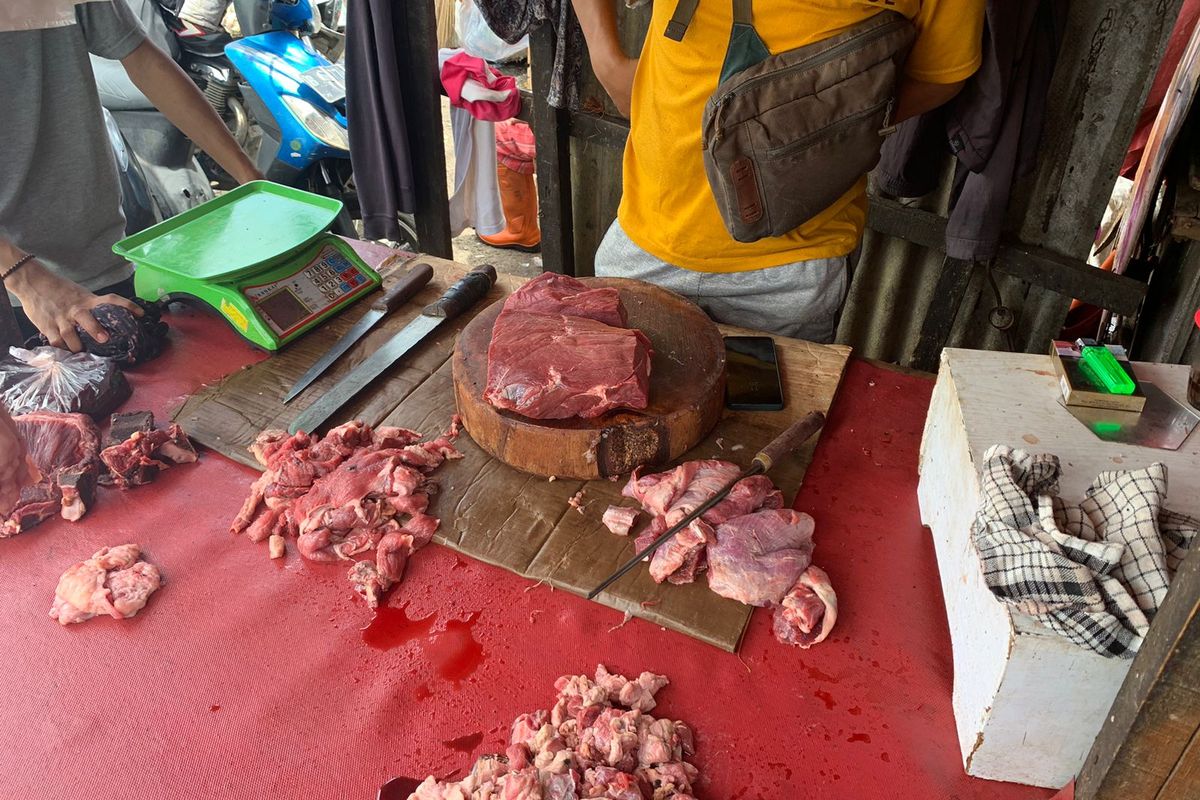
(618, 0, 985, 273)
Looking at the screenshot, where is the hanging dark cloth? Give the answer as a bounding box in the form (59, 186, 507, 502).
(475, 0, 583, 109)
(875, 0, 1066, 262)
(345, 0, 417, 241)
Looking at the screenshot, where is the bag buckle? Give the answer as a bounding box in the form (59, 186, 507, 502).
(878, 98, 897, 137)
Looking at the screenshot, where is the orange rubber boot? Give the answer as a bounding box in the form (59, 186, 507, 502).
(479, 163, 541, 252)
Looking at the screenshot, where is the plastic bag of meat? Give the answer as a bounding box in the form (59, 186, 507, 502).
(0, 346, 130, 418)
(25, 299, 169, 365)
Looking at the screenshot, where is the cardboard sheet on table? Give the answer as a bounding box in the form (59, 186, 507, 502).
(175, 259, 851, 650)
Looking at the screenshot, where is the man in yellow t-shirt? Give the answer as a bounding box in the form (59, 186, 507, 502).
(571, 0, 985, 342)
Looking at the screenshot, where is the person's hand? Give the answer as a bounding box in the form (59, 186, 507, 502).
(0, 408, 35, 516)
(6, 259, 143, 352)
(593, 54, 638, 118)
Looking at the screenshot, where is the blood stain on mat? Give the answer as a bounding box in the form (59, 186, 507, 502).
(442, 731, 483, 754)
(847, 733, 871, 743)
(209, 705, 221, 712)
(848, 705, 862, 716)
(880, 752, 891, 762)
(420, 612, 484, 684)
(813, 689, 836, 710)
(361, 604, 437, 650)
(805, 663, 838, 683)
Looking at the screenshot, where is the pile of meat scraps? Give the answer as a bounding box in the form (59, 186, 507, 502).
(26, 299, 169, 365)
(485, 272, 654, 420)
(2, 410, 197, 536)
(408, 665, 700, 800)
(231, 418, 462, 607)
(49, 543, 162, 625)
(605, 458, 838, 648)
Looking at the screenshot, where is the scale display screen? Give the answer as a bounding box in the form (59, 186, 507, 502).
(243, 243, 371, 337)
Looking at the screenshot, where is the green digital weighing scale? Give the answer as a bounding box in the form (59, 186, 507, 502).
(114, 181, 381, 350)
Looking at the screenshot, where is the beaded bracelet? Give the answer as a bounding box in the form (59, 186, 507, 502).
(0, 253, 35, 282)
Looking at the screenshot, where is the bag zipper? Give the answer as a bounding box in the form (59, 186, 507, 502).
(707, 17, 907, 145)
(762, 99, 889, 158)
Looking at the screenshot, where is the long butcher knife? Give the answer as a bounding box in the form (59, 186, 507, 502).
(288, 264, 497, 435)
(282, 261, 435, 403)
(587, 410, 826, 600)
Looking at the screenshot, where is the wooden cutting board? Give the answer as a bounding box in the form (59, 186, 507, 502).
(453, 278, 726, 480)
(176, 251, 853, 651)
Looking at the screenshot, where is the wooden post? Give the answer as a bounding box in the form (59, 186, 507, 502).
(399, 0, 453, 258)
(529, 24, 575, 276)
(1075, 546, 1200, 799)
(910, 257, 976, 372)
(0, 292, 19, 349)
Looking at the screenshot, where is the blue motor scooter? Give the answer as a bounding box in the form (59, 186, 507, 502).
(168, 0, 418, 246)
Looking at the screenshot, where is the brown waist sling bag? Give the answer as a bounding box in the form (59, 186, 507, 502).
(665, 0, 915, 243)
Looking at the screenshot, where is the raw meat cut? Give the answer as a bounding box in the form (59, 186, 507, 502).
(706, 509, 815, 606)
(408, 665, 700, 800)
(0, 345, 130, 417)
(26, 299, 169, 365)
(99, 411, 197, 488)
(612, 458, 838, 645)
(602, 505, 639, 536)
(484, 272, 654, 420)
(232, 418, 461, 608)
(3, 411, 100, 535)
(772, 565, 838, 647)
(621, 459, 779, 585)
(49, 543, 161, 625)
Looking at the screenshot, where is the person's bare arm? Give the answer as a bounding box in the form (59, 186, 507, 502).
(120, 39, 262, 184)
(893, 77, 966, 124)
(571, 0, 637, 117)
(0, 238, 142, 352)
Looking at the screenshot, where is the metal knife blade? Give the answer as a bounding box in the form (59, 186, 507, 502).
(282, 261, 434, 403)
(288, 264, 497, 435)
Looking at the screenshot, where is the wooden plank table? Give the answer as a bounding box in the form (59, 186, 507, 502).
(176, 250, 851, 651)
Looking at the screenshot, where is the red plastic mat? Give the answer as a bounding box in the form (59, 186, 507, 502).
(0, 308, 1055, 799)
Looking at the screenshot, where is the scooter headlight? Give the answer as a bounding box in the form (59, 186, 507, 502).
(281, 95, 349, 150)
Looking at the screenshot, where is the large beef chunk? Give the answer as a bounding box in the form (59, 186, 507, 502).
(26, 299, 169, 365)
(484, 273, 653, 420)
(3, 411, 101, 535)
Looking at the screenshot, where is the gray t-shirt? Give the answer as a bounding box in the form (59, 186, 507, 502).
(0, 1, 146, 293)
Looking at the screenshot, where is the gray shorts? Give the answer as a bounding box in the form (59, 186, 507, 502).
(593, 220, 848, 343)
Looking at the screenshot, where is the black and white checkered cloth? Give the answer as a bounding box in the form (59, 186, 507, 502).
(972, 445, 1198, 659)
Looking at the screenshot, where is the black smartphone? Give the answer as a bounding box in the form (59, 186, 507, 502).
(724, 336, 785, 411)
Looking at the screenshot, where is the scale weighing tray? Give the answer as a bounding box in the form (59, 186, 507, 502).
(116, 181, 381, 350)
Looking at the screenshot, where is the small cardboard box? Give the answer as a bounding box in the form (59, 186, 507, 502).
(918, 349, 1200, 788)
(1049, 340, 1146, 413)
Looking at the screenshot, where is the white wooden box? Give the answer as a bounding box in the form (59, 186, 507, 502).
(917, 348, 1200, 789)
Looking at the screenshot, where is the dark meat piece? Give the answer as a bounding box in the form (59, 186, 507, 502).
(104, 411, 154, 447)
(772, 564, 839, 648)
(25, 299, 169, 365)
(100, 419, 197, 489)
(0, 346, 130, 418)
(707, 508, 816, 606)
(3, 411, 100, 535)
(485, 272, 654, 420)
